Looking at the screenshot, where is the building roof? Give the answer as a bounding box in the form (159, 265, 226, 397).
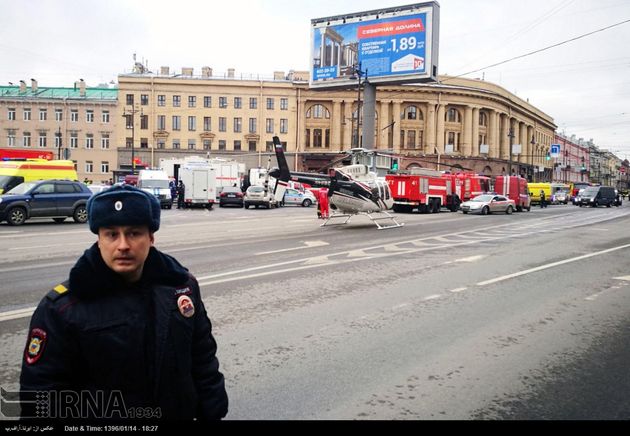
(0, 85, 118, 101)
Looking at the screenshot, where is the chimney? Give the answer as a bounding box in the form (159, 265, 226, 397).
(201, 66, 212, 78)
(182, 67, 193, 76)
(273, 71, 285, 80)
(19, 80, 26, 93)
(160, 66, 170, 76)
(30, 78, 38, 92)
(227, 68, 235, 78)
(79, 79, 86, 97)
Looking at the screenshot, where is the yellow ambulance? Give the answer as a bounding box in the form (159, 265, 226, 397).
(0, 159, 78, 194)
(527, 182, 552, 204)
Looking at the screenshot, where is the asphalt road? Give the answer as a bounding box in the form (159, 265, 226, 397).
(1, 202, 629, 420)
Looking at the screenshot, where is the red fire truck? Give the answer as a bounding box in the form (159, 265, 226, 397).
(493, 175, 531, 212)
(442, 172, 491, 202)
(387, 169, 461, 213)
(0, 148, 53, 161)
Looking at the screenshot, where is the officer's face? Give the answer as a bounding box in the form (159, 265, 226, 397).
(97, 225, 154, 283)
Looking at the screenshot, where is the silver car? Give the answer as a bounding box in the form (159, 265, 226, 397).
(461, 194, 516, 215)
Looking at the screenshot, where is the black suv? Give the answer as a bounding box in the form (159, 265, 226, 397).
(0, 180, 92, 226)
(578, 186, 617, 208)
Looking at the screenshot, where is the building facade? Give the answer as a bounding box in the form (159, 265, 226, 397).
(0, 80, 118, 182)
(553, 133, 590, 184)
(115, 69, 557, 180)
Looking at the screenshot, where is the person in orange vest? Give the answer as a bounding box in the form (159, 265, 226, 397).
(317, 188, 330, 219)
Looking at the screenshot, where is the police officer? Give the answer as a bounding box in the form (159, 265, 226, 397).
(20, 184, 228, 420)
(177, 180, 185, 209)
(540, 189, 547, 208)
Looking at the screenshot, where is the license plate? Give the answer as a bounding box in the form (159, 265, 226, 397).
(228, 194, 235, 197)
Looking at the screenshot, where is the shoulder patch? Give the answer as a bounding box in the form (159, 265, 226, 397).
(46, 282, 70, 302)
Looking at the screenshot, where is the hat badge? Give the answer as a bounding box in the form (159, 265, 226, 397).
(114, 200, 123, 211)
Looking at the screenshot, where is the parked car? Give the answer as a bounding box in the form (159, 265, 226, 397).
(0, 179, 92, 226)
(244, 186, 275, 209)
(578, 186, 616, 207)
(219, 186, 244, 208)
(283, 188, 316, 207)
(460, 194, 516, 215)
(88, 184, 111, 196)
(552, 190, 569, 205)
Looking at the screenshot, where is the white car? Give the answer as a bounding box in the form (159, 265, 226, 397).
(282, 188, 316, 207)
(244, 185, 275, 209)
(87, 184, 110, 196)
(460, 194, 516, 215)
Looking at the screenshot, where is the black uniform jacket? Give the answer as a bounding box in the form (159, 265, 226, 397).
(20, 244, 228, 420)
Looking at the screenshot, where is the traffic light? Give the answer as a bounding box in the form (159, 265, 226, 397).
(391, 158, 399, 172)
(580, 156, 586, 171)
(545, 152, 551, 161)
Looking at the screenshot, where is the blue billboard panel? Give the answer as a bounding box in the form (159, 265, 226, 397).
(311, 2, 439, 88)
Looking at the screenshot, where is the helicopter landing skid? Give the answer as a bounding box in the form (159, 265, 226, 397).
(320, 211, 404, 230)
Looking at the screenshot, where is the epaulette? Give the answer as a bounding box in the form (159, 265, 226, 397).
(46, 281, 71, 302)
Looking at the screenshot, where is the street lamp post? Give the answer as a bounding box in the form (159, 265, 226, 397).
(507, 127, 515, 176)
(352, 62, 368, 148)
(56, 127, 62, 160)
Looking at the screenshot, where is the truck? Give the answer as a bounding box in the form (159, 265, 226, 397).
(527, 182, 552, 205)
(0, 159, 78, 194)
(159, 157, 245, 194)
(493, 175, 531, 212)
(386, 169, 460, 213)
(442, 172, 491, 202)
(137, 169, 173, 209)
(178, 166, 217, 209)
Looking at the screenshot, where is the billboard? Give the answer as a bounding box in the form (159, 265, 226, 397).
(310, 2, 440, 88)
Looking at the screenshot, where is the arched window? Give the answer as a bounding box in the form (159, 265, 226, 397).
(403, 105, 423, 120)
(479, 111, 488, 127)
(306, 104, 330, 119)
(446, 107, 461, 123)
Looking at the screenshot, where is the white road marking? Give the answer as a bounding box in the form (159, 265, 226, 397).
(0, 307, 36, 322)
(423, 294, 442, 301)
(454, 255, 486, 263)
(449, 287, 468, 293)
(255, 240, 329, 255)
(477, 243, 630, 287)
(0, 260, 75, 274)
(614, 276, 630, 281)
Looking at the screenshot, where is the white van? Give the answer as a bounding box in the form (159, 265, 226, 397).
(179, 166, 217, 208)
(137, 169, 173, 209)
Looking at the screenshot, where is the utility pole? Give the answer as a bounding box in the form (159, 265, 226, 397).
(56, 127, 62, 160)
(507, 127, 515, 176)
(352, 62, 368, 148)
(123, 105, 142, 174)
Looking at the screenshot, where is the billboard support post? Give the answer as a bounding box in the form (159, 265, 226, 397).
(363, 82, 376, 151)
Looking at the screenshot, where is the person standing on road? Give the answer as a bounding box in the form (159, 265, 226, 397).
(540, 189, 547, 208)
(19, 184, 228, 420)
(177, 180, 185, 209)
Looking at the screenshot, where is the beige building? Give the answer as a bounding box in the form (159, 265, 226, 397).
(0, 80, 118, 182)
(117, 68, 556, 180)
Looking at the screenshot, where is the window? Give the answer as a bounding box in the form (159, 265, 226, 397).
(313, 129, 322, 147)
(71, 110, 79, 122)
(85, 161, 93, 173)
(447, 132, 460, 151)
(157, 140, 165, 149)
(234, 117, 242, 133)
(266, 98, 274, 110)
(204, 117, 211, 132)
(39, 109, 47, 121)
(54, 132, 61, 148)
(39, 133, 47, 148)
(125, 137, 133, 148)
(7, 131, 16, 147)
(218, 140, 226, 150)
(102, 110, 110, 123)
(234, 97, 242, 109)
(158, 95, 166, 106)
(280, 98, 288, 110)
(406, 130, 416, 148)
(141, 94, 149, 105)
(125, 114, 133, 129)
(305, 129, 310, 147)
(188, 116, 196, 131)
(203, 140, 212, 150)
(157, 115, 166, 130)
(140, 115, 148, 130)
(70, 133, 78, 148)
(234, 140, 241, 151)
(86, 110, 94, 123)
(188, 96, 196, 107)
(266, 118, 274, 133)
(248, 118, 257, 133)
(306, 104, 330, 119)
(248, 141, 256, 151)
(204, 96, 212, 108)
(219, 117, 226, 132)
(479, 111, 488, 127)
(173, 95, 181, 107)
(101, 162, 109, 173)
(101, 134, 110, 149)
(55, 109, 63, 122)
(478, 134, 487, 146)
(126, 94, 134, 105)
(23, 108, 31, 121)
(188, 139, 196, 150)
(85, 134, 94, 149)
(249, 98, 257, 109)
(172, 139, 180, 149)
(280, 119, 288, 134)
(172, 116, 181, 131)
(219, 97, 228, 108)
(8, 108, 16, 121)
(23, 132, 32, 147)
(446, 108, 461, 123)
(405, 106, 421, 120)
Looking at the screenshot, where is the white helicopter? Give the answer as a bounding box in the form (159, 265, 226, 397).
(269, 136, 403, 230)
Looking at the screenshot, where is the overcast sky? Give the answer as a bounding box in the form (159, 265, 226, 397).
(1, 0, 629, 158)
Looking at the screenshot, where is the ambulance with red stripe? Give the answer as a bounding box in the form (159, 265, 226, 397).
(0, 159, 78, 194)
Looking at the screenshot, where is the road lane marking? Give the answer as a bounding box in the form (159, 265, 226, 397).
(0, 260, 75, 274)
(255, 240, 329, 255)
(477, 243, 630, 287)
(449, 287, 468, 293)
(614, 276, 630, 281)
(0, 307, 36, 322)
(423, 294, 442, 301)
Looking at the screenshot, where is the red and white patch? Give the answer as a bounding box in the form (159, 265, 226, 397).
(177, 295, 195, 318)
(25, 328, 47, 365)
